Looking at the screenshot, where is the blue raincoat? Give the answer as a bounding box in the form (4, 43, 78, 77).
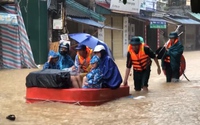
(59, 54, 74, 70)
(100, 51, 122, 89)
(43, 50, 60, 69)
(83, 55, 103, 88)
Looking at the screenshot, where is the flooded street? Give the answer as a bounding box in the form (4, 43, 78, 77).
(0, 51, 200, 125)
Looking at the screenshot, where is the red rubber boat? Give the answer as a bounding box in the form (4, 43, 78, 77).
(163, 55, 186, 76)
(26, 86, 130, 106)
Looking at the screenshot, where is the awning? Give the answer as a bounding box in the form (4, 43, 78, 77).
(164, 15, 200, 25)
(95, 2, 111, 15)
(67, 17, 103, 27)
(66, 0, 106, 22)
(67, 17, 122, 30)
(188, 12, 200, 21)
(66, 2, 90, 18)
(96, 2, 110, 10)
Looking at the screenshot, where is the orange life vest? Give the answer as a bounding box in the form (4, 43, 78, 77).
(164, 39, 178, 63)
(78, 47, 93, 73)
(128, 44, 151, 71)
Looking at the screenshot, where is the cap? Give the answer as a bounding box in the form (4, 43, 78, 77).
(129, 36, 141, 45)
(169, 32, 178, 38)
(48, 50, 59, 58)
(90, 55, 100, 64)
(93, 45, 105, 52)
(138, 36, 144, 43)
(59, 42, 69, 49)
(75, 44, 86, 50)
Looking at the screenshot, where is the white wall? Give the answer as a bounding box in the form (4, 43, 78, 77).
(186, 0, 190, 6)
(123, 17, 129, 57)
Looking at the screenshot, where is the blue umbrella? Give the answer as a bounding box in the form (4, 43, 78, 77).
(69, 33, 114, 60)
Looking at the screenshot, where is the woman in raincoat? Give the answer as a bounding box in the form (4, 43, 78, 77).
(93, 45, 122, 89)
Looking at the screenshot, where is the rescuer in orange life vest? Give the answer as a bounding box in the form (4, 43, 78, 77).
(74, 44, 93, 75)
(123, 36, 161, 91)
(162, 31, 184, 83)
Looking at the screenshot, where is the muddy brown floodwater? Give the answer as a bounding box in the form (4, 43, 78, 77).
(0, 51, 200, 125)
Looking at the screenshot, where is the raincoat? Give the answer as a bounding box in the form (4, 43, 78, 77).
(43, 50, 60, 69)
(59, 54, 74, 70)
(84, 68, 103, 88)
(83, 55, 103, 88)
(100, 51, 122, 89)
(162, 40, 184, 71)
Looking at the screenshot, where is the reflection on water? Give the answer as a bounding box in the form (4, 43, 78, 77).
(0, 51, 200, 125)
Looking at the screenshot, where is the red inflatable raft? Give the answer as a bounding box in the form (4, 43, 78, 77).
(26, 86, 130, 106)
(163, 55, 186, 76)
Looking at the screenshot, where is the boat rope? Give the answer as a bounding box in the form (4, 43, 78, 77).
(73, 102, 81, 105)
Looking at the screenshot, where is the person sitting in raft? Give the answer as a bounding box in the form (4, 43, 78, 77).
(93, 45, 122, 89)
(74, 44, 93, 74)
(43, 50, 60, 69)
(82, 55, 103, 88)
(58, 41, 82, 88)
(74, 44, 93, 83)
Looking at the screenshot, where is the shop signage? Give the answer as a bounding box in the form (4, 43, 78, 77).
(110, 0, 140, 13)
(150, 21, 166, 29)
(53, 19, 63, 29)
(140, 0, 157, 11)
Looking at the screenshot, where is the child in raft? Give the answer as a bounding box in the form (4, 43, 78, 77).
(82, 55, 103, 88)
